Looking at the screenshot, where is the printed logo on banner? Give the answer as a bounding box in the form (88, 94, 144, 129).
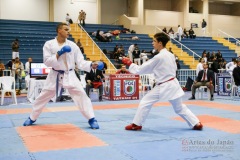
(225, 78, 232, 92)
(114, 80, 121, 96)
(104, 80, 110, 95)
(124, 80, 136, 96)
(218, 78, 223, 92)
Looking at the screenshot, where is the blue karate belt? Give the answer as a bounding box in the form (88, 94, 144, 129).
(52, 68, 73, 98)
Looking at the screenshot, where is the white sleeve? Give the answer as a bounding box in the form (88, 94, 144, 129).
(74, 44, 92, 72)
(129, 56, 158, 74)
(43, 40, 60, 69)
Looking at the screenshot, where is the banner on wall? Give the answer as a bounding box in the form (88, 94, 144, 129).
(191, 23, 198, 28)
(217, 73, 232, 96)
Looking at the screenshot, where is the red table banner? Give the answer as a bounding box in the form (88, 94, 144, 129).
(103, 74, 139, 101)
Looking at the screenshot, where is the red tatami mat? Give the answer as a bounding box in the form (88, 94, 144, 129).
(16, 124, 107, 152)
(173, 115, 240, 134)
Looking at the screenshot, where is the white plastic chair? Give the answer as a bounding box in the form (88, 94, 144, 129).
(3, 70, 12, 76)
(0, 76, 17, 105)
(196, 86, 210, 100)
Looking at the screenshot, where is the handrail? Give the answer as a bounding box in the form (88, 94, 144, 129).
(218, 29, 240, 46)
(76, 24, 117, 73)
(155, 26, 201, 64)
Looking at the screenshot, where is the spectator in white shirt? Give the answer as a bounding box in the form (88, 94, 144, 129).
(226, 58, 237, 75)
(196, 58, 205, 76)
(175, 25, 183, 41)
(25, 57, 32, 90)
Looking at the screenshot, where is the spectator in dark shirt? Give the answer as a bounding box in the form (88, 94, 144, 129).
(115, 65, 130, 74)
(189, 28, 196, 39)
(233, 59, 240, 86)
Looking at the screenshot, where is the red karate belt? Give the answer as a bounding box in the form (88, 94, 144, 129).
(158, 77, 175, 85)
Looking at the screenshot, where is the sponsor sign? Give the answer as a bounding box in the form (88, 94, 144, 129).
(103, 74, 139, 100)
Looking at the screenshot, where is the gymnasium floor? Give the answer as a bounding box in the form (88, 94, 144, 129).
(0, 92, 239, 160)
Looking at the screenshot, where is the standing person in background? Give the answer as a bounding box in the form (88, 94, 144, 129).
(176, 25, 183, 41)
(65, 13, 72, 26)
(78, 10, 86, 26)
(23, 23, 101, 129)
(201, 19, 207, 36)
(25, 57, 32, 74)
(196, 58, 205, 76)
(226, 58, 237, 75)
(25, 57, 32, 90)
(132, 46, 141, 65)
(140, 50, 148, 64)
(12, 38, 19, 59)
(5, 59, 15, 76)
(76, 39, 84, 54)
(12, 57, 24, 91)
(232, 59, 240, 90)
(128, 44, 137, 62)
(122, 32, 203, 131)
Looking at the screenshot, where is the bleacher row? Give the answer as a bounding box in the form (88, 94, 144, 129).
(173, 37, 237, 63)
(0, 19, 238, 70)
(0, 19, 75, 64)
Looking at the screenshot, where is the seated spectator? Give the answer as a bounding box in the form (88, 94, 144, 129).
(0, 59, 5, 77)
(219, 60, 226, 70)
(111, 30, 121, 35)
(189, 62, 215, 101)
(216, 50, 222, 60)
(102, 32, 112, 41)
(76, 39, 84, 53)
(189, 27, 196, 39)
(85, 61, 105, 101)
(131, 36, 139, 40)
(96, 30, 111, 42)
(168, 27, 175, 38)
(119, 45, 125, 56)
(115, 65, 130, 74)
(183, 28, 189, 38)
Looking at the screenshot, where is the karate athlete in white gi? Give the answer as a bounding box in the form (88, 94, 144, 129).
(122, 32, 203, 131)
(23, 23, 100, 129)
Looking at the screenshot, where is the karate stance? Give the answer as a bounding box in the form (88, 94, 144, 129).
(122, 32, 203, 131)
(23, 23, 100, 129)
